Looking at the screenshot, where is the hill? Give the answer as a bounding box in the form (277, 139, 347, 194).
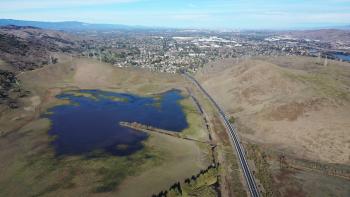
(0, 19, 140, 31)
(283, 29, 350, 44)
(197, 56, 350, 165)
(0, 25, 82, 71)
(0, 25, 82, 108)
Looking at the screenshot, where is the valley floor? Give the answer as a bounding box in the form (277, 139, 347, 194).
(0, 57, 224, 197)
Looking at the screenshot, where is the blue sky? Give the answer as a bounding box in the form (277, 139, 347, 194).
(0, 0, 349, 29)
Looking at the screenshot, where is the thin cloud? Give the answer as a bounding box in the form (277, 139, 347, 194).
(0, 0, 138, 10)
(0, 0, 349, 29)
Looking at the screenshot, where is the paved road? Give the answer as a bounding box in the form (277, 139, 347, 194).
(184, 73, 260, 197)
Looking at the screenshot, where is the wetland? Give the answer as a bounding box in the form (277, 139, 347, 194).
(46, 89, 188, 156)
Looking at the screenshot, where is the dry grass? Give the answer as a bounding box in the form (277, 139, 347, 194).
(196, 56, 350, 196)
(197, 56, 350, 165)
(116, 132, 211, 197)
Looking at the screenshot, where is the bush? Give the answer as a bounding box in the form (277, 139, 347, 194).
(229, 116, 236, 124)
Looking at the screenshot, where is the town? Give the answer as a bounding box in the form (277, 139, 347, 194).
(77, 30, 350, 73)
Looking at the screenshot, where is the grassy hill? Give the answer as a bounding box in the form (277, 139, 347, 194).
(197, 56, 350, 164)
(196, 56, 350, 196)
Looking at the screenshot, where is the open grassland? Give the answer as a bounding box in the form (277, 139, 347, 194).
(196, 56, 350, 196)
(251, 142, 350, 197)
(197, 56, 350, 164)
(0, 56, 213, 197)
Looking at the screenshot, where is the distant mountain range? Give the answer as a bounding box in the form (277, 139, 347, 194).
(283, 29, 350, 44)
(0, 19, 145, 31)
(0, 19, 349, 31)
(319, 25, 350, 30)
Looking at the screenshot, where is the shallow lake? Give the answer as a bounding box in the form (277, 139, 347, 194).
(46, 89, 188, 156)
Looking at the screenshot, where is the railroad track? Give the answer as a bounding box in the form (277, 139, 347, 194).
(184, 73, 260, 197)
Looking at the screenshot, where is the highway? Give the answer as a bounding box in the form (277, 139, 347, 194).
(184, 73, 261, 197)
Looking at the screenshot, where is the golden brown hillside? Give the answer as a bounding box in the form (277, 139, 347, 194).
(197, 56, 350, 165)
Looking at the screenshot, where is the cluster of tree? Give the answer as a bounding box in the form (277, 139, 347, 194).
(185, 163, 219, 184)
(169, 182, 182, 195)
(152, 190, 168, 197)
(151, 182, 182, 197)
(0, 70, 28, 108)
(152, 163, 219, 197)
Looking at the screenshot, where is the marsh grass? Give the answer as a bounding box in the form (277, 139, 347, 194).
(64, 90, 129, 102)
(91, 144, 164, 193)
(0, 122, 165, 196)
(179, 96, 207, 141)
(0, 58, 209, 197)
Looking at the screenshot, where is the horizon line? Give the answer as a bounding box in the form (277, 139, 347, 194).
(1, 18, 349, 31)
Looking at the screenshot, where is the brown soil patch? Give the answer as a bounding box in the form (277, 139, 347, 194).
(267, 98, 325, 121)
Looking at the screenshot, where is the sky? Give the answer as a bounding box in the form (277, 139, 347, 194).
(0, 0, 349, 29)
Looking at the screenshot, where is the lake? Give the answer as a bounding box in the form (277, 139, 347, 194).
(46, 89, 188, 156)
(333, 53, 350, 62)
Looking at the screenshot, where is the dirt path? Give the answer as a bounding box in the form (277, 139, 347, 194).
(119, 121, 216, 146)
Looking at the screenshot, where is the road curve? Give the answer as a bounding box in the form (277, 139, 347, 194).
(184, 73, 260, 197)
